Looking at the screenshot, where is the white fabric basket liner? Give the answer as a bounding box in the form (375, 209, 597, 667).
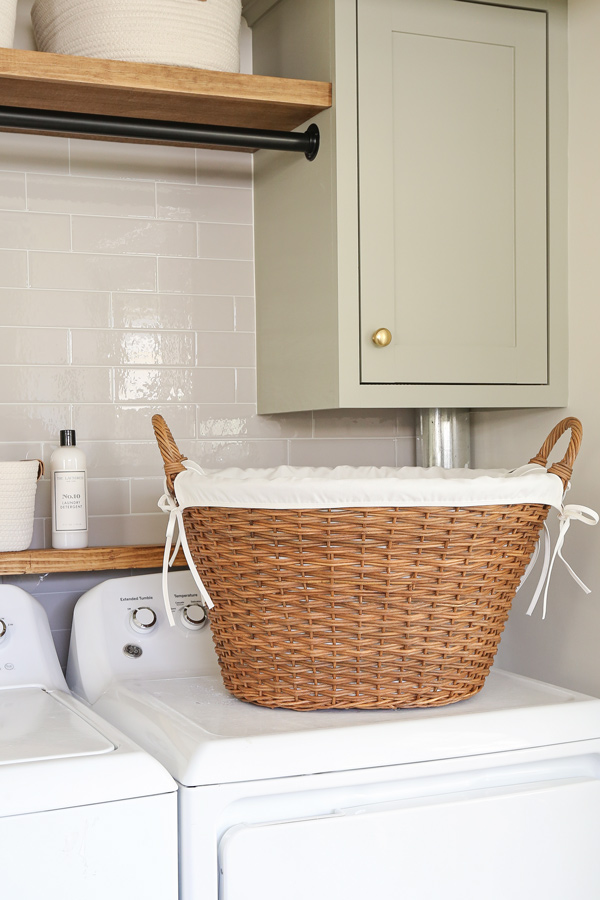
(172, 461, 565, 511)
(159, 460, 597, 623)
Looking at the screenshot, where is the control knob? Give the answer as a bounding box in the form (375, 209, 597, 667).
(181, 604, 207, 631)
(130, 606, 157, 634)
(0, 619, 7, 643)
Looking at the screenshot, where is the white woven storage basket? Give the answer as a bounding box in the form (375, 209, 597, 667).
(0, 460, 43, 552)
(0, 0, 17, 47)
(31, 0, 242, 72)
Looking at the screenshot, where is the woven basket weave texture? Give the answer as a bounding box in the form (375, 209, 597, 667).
(153, 415, 582, 710)
(0, 460, 43, 552)
(31, 0, 242, 72)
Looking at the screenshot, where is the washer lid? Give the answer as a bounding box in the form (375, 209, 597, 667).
(0, 687, 114, 764)
(94, 669, 600, 787)
(0, 687, 176, 817)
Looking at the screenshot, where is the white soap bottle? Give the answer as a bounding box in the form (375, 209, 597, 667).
(50, 429, 88, 549)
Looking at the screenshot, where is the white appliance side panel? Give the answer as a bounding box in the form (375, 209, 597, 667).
(219, 770, 600, 900)
(0, 793, 178, 900)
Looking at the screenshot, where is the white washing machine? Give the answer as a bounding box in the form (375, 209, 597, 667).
(67, 570, 600, 900)
(0, 583, 179, 900)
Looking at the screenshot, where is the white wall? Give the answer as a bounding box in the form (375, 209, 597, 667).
(474, 0, 600, 697)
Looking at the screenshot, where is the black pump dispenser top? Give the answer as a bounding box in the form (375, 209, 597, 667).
(60, 429, 76, 447)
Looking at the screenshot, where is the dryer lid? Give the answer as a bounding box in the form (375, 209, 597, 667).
(94, 669, 600, 787)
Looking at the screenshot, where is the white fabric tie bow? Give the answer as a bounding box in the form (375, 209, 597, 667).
(158, 486, 214, 626)
(524, 504, 599, 619)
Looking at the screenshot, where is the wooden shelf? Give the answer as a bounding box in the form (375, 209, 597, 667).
(0, 545, 186, 576)
(0, 48, 331, 147)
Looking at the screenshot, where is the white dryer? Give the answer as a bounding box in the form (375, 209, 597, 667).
(0, 584, 178, 900)
(67, 570, 600, 900)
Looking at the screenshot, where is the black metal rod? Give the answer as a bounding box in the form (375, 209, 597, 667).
(0, 106, 320, 160)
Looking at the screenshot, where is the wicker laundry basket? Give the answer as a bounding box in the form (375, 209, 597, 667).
(153, 415, 581, 710)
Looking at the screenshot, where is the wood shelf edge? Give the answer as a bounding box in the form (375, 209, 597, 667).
(0, 47, 332, 132)
(0, 545, 186, 576)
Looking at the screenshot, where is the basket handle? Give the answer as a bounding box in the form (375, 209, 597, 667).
(528, 417, 582, 488)
(152, 414, 188, 495)
(21, 459, 44, 479)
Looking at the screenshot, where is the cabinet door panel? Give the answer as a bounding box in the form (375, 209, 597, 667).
(358, 0, 547, 385)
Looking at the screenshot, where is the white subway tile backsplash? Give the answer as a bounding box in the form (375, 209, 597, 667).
(156, 183, 253, 223)
(0, 404, 70, 441)
(111, 293, 235, 331)
(130, 476, 165, 514)
(0, 289, 111, 327)
(0, 366, 112, 403)
(29, 517, 47, 549)
(47, 629, 71, 666)
(40, 593, 80, 632)
(34, 479, 50, 518)
(88, 513, 166, 546)
(234, 296, 255, 331)
(196, 404, 312, 439)
(395, 437, 416, 467)
(87, 478, 131, 516)
(0, 249, 27, 286)
(190, 439, 289, 468)
(192, 368, 237, 403)
(82, 441, 168, 479)
(195, 149, 252, 187)
(0, 327, 69, 365)
(30, 251, 157, 292)
(0, 133, 69, 174)
(27, 173, 157, 217)
(312, 409, 401, 439)
(72, 329, 195, 367)
(158, 257, 254, 295)
(73, 404, 196, 441)
(0, 141, 411, 651)
(0, 172, 26, 209)
(197, 222, 254, 260)
(235, 367, 257, 403)
(69, 138, 197, 183)
(196, 332, 256, 368)
(115, 367, 195, 403)
(288, 439, 398, 468)
(0, 441, 44, 462)
(0, 210, 71, 250)
(72, 216, 198, 257)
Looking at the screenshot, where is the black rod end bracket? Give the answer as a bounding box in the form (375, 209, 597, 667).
(304, 123, 320, 161)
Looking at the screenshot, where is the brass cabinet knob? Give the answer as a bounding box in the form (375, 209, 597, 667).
(372, 328, 392, 347)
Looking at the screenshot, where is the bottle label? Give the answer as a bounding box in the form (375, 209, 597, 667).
(53, 471, 87, 532)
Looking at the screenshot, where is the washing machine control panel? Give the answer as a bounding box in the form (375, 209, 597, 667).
(0, 585, 68, 689)
(67, 571, 221, 701)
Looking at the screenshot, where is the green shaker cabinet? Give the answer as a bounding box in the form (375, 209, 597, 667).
(244, 0, 567, 412)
